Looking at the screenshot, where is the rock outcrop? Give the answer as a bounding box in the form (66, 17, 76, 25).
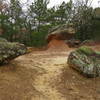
(47, 24, 75, 43)
(0, 38, 27, 64)
(68, 46, 100, 78)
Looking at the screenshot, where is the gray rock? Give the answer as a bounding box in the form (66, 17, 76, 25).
(0, 38, 27, 64)
(68, 46, 100, 78)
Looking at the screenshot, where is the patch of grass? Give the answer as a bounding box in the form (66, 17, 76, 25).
(77, 46, 95, 55)
(96, 51, 100, 55)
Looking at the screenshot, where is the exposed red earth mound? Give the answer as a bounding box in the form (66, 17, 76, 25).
(47, 39, 71, 51)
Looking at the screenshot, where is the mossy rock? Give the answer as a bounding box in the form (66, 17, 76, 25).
(68, 46, 100, 78)
(0, 38, 27, 65)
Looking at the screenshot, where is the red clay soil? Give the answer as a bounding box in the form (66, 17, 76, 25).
(47, 39, 71, 51)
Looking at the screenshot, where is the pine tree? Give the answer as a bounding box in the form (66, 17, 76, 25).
(29, 0, 49, 31)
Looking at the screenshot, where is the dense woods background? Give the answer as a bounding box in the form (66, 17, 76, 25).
(0, 0, 100, 47)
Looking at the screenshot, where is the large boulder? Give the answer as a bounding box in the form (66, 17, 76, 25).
(68, 46, 100, 78)
(0, 38, 27, 64)
(46, 24, 75, 42)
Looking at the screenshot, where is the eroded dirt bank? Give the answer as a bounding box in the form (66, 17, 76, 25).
(0, 50, 99, 100)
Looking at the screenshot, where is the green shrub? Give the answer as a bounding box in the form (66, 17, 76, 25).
(30, 25, 52, 47)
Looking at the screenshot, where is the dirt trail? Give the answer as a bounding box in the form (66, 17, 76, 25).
(0, 49, 100, 100)
(32, 54, 68, 100)
(17, 51, 70, 100)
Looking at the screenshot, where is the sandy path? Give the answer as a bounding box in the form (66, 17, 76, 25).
(0, 50, 99, 100)
(32, 56, 67, 100)
(18, 51, 69, 100)
(5, 51, 69, 100)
